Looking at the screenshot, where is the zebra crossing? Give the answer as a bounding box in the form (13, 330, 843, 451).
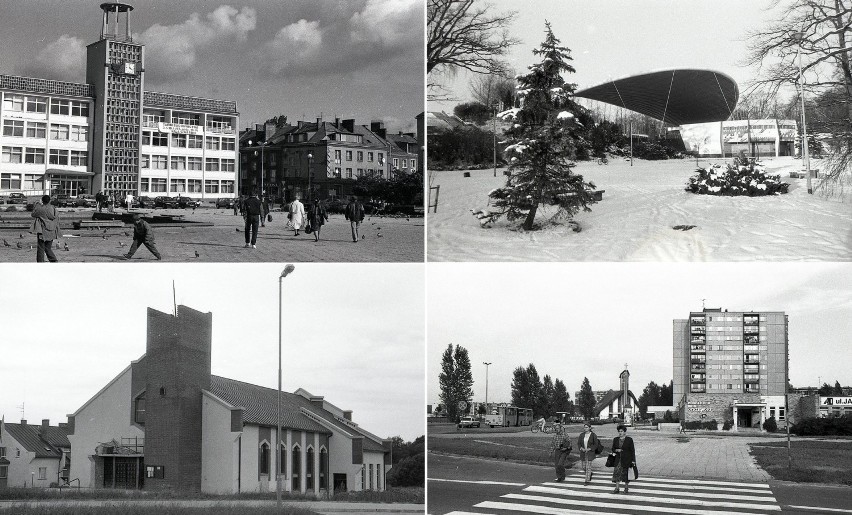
(439, 473, 782, 515)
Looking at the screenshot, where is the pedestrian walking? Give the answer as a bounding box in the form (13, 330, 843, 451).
(550, 423, 571, 482)
(30, 194, 59, 262)
(261, 194, 270, 227)
(95, 190, 105, 212)
(577, 421, 603, 485)
(307, 199, 328, 242)
(609, 424, 637, 494)
(107, 193, 115, 213)
(289, 196, 305, 236)
(123, 213, 162, 260)
(233, 196, 241, 216)
(243, 191, 263, 248)
(344, 195, 365, 242)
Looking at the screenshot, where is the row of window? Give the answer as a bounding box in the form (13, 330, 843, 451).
(2, 147, 87, 165)
(3, 120, 88, 142)
(141, 131, 236, 151)
(2, 94, 90, 116)
(141, 155, 235, 172)
(258, 442, 329, 490)
(1, 173, 44, 190)
(139, 178, 235, 194)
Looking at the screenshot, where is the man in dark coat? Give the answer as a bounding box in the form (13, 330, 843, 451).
(344, 195, 365, 242)
(31, 194, 59, 262)
(124, 213, 162, 260)
(243, 191, 263, 248)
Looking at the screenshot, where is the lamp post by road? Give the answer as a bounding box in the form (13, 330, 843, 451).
(483, 362, 492, 413)
(307, 153, 313, 201)
(277, 264, 296, 507)
(792, 30, 812, 194)
(247, 140, 268, 195)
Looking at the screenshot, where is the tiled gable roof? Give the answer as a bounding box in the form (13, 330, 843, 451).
(3, 423, 69, 458)
(592, 390, 638, 416)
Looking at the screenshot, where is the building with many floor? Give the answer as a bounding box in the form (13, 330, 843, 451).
(0, 3, 238, 201)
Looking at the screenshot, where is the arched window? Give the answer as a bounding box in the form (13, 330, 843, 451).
(306, 447, 315, 489)
(319, 447, 328, 489)
(291, 445, 301, 491)
(259, 442, 270, 475)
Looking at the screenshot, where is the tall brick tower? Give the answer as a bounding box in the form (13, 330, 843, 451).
(86, 2, 144, 197)
(143, 305, 212, 492)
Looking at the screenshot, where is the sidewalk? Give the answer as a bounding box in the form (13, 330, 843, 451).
(0, 207, 424, 262)
(0, 499, 425, 513)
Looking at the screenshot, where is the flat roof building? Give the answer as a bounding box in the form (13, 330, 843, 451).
(0, 3, 238, 200)
(674, 308, 789, 430)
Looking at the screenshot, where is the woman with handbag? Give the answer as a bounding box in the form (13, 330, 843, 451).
(307, 199, 328, 242)
(609, 424, 636, 494)
(577, 421, 601, 485)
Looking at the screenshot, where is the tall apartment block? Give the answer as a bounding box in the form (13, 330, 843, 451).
(673, 308, 789, 430)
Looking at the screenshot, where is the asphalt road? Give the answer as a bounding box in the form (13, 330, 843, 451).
(428, 453, 852, 515)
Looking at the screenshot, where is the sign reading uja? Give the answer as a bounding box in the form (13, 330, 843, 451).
(821, 397, 852, 406)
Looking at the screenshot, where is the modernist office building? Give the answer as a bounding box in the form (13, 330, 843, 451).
(0, 3, 238, 200)
(67, 305, 391, 494)
(673, 308, 789, 429)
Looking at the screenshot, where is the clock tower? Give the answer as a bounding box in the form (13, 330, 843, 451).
(86, 2, 144, 197)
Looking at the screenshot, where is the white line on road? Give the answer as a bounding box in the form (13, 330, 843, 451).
(541, 481, 777, 501)
(555, 475, 773, 494)
(517, 489, 782, 511)
(430, 478, 527, 487)
(786, 506, 852, 514)
(478, 499, 777, 515)
(627, 475, 772, 489)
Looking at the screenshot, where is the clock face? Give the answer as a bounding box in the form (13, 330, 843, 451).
(123, 62, 137, 75)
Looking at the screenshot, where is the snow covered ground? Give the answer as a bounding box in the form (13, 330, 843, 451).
(427, 156, 852, 261)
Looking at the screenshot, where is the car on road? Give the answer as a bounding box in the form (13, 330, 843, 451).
(216, 197, 235, 209)
(177, 196, 200, 209)
(75, 194, 97, 208)
(132, 196, 153, 208)
(458, 417, 480, 429)
(7, 192, 27, 204)
(154, 196, 179, 209)
(51, 194, 75, 207)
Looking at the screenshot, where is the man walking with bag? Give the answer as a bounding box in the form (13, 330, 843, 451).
(550, 423, 571, 482)
(344, 195, 365, 242)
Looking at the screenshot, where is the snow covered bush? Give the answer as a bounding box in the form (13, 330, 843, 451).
(488, 23, 597, 230)
(685, 157, 790, 196)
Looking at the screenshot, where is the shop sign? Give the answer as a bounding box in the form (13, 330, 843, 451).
(687, 400, 713, 413)
(821, 397, 852, 406)
(157, 122, 202, 135)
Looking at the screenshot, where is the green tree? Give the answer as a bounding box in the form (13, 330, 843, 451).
(637, 381, 662, 417)
(660, 380, 673, 406)
(834, 380, 844, 395)
(552, 378, 570, 414)
(454, 101, 492, 124)
(818, 382, 834, 396)
(511, 363, 543, 415)
(538, 374, 555, 419)
(489, 23, 597, 230)
(438, 344, 475, 423)
(577, 377, 596, 420)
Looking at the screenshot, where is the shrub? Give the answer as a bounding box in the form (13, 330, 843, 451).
(791, 415, 852, 436)
(685, 156, 789, 196)
(633, 142, 677, 160)
(762, 416, 778, 432)
(5, 206, 16, 212)
(722, 420, 733, 431)
(386, 453, 424, 487)
(682, 420, 718, 430)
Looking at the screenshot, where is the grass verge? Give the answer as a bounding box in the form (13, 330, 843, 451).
(429, 434, 581, 469)
(749, 439, 852, 486)
(2, 506, 317, 515)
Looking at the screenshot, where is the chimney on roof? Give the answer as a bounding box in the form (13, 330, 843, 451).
(343, 410, 352, 421)
(42, 419, 49, 433)
(58, 422, 67, 429)
(342, 119, 355, 132)
(370, 120, 387, 139)
(309, 396, 324, 409)
(264, 122, 276, 140)
(255, 123, 263, 132)
(21, 419, 27, 425)
(298, 120, 306, 129)
(335, 117, 340, 128)
(316, 116, 322, 126)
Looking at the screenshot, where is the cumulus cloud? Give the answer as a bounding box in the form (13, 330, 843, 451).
(137, 5, 256, 81)
(23, 35, 87, 82)
(263, 0, 421, 76)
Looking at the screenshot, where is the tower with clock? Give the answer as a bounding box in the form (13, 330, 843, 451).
(86, 2, 144, 197)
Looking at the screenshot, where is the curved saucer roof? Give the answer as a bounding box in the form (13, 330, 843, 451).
(575, 69, 739, 126)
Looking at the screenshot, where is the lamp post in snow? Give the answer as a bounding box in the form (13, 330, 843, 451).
(792, 30, 812, 194)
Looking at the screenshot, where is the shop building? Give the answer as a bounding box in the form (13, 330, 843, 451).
(67, 305, 391, 494)
(0, 419, 70, 489)
(674, 308, 789, 430)
(0, 2, 238, 200)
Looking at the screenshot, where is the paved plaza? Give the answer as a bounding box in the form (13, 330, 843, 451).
(0, 207, 424, 262)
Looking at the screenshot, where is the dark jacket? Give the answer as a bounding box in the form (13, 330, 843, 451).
(611, 436, 636, 468)
(345, 201, 365, 222)
(132, 219, 155, 243)
(577, 431, 602, 459)
(244, 196, 263, 217)
(308, 203, 328, 227)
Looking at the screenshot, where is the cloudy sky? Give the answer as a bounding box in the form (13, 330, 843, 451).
(428, 262, 852, 405)
(0, 263, 425, 441)
(0, 0, 424, 133)
(431, 0, 788, 111)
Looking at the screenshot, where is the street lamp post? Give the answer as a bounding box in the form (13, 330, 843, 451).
(483, 362, 492, 413)
(307, 153, 313, 201)
(277, 264, 296, 508)
(247, 140, 268, 195)
(793, 30, 812, 194)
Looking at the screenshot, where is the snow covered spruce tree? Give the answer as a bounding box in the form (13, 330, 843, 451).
(489, 22, 597, 231)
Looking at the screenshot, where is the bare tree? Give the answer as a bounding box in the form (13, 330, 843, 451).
(469, 72, 516, 109)
(427, 0, 519, 98)
(744, 0, 852, 193)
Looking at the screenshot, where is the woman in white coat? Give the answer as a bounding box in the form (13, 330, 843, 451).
(289, 196, 305, 236)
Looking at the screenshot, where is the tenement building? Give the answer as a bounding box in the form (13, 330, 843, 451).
(673, 308, 789, 430)
(67, 305, 391, 494)
(0, 3, 238, 200)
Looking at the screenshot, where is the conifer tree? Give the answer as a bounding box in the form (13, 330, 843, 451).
(489, 22, 597, 230)
(438, 344, 474, 423)
(578, 377, 596, 420)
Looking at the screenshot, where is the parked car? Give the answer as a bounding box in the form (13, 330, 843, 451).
(177, 196, 200, 209)
(75, 194, 97, 208)
(51, 194, 75, 207)
(458, 417, 480, 429)
(132, 196, 153, 208)
(154, 196, 179, 209)
(7, 192, 27, 204)
(216, 197, 235, 209)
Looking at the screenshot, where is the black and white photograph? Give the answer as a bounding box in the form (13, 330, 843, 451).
(0, 0, 425, 263)
(426, 262, 852, 514)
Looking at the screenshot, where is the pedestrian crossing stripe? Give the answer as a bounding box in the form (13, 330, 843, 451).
(477, 499, 776, 515)
(520, 487, 782, 511)
(621, 475, 771, 488)
(430, 478, 527, 487)
(542, 480, 776, 499)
